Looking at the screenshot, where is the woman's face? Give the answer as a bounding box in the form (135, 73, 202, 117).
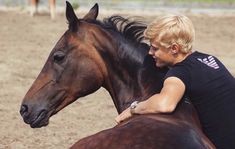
(148, 41, 175, 68)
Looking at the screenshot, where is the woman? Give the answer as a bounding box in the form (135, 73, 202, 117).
(115, 14, 235, 148)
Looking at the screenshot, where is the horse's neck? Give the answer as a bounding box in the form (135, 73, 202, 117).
(100, 49, 167, 113)
(96, 44, 145, 113)
(102, 59, 143, 113)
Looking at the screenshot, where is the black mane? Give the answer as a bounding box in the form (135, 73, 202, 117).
(104, 16, 150, 76)
(87, 15, 148, 50)
(86, 15, 166, 82)
(103, 16, 147, 44)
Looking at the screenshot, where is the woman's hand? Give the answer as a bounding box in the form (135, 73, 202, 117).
(115, 107, 132, 124)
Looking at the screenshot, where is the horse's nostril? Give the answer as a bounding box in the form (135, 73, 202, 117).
(20, 104, 28, 116)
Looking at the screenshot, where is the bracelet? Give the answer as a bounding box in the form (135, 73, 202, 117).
(130, 101, 139, 115)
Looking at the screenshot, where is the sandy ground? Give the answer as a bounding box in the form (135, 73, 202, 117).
(0, 8, 234, 149)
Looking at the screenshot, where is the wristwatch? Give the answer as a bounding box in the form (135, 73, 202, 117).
(130, 101, 139, 114)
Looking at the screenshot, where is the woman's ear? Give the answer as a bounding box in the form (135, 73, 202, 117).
(170, 44, 180, 54)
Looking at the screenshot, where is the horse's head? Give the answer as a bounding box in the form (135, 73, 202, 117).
(20, 2, 106, 128)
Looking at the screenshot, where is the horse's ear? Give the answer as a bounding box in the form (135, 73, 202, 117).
(66, 1, 78, 31)
(83, 3, 99, 20)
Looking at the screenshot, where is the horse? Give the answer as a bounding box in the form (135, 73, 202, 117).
(30, 0, 56, 20)
(20, 1, 215, 149)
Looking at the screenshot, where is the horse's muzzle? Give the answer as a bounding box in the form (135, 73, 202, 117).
(20, 103, 50, 128)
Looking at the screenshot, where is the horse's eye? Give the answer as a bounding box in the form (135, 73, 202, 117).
(53, 51, 65, 63)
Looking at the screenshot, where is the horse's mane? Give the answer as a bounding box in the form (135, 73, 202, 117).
(87, 15, 158, 78)
(86, 15, 168, 97)
(103, 16, 147, 44)
(88, 15, 149, 51)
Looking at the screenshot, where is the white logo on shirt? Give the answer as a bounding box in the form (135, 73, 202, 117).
(197, 56, 219, 69)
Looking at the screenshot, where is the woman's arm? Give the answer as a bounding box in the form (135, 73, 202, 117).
(115, 77, 186, 123)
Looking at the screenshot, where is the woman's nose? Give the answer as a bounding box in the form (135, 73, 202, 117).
(148, 49, 154, 56)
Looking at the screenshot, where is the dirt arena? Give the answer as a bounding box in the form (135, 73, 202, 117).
(0, 7, 234, 149)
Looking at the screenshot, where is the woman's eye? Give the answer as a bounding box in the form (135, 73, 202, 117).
(53, 51, 65, 63)
(150, 45, 158, 51)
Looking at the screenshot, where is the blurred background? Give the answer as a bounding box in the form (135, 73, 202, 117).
(1, 0, 235, 8)
(0, 0, 235, 13)
(0, 0, 234, 149)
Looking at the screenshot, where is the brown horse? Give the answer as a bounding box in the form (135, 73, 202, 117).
(20, 2, 215, 149)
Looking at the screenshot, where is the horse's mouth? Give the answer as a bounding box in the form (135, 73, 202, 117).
(26, 90, 67, 128)
(30, 110, 49, 128)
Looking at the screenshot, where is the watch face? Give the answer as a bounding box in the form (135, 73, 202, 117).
(130, 101, 138, 109)
(130, 104, 135, 109)
(130, 101, 138, 114)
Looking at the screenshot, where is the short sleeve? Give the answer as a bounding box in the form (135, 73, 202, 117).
(164, 65, 190, 90)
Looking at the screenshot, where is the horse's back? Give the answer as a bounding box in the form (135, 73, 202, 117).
(71, 116, 212, 149)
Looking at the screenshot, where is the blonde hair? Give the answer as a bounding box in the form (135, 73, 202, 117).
(144, 14, 195, 53)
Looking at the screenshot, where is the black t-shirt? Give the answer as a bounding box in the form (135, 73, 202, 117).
(165, 51, 235, 149)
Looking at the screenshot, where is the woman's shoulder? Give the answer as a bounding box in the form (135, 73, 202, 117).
(190, 51, 220, 61)
(191, 51, 224, 70)
(187, 51, 213, 59)
(179, 51, 220, 69)
(191, 51, 217, 58)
